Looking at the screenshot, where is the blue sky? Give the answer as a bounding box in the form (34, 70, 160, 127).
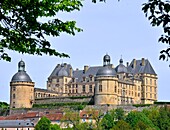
(0, 0, 170, 103)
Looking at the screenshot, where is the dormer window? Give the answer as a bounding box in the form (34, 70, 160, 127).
(83, 77, 86, 82)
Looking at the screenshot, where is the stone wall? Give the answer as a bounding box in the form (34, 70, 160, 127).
(34, 96, 94, 104)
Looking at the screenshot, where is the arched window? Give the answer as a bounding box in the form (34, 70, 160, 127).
(99, 85, 102, 92)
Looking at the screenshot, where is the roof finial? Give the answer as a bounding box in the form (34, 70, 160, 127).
(119, 55, 123, 64)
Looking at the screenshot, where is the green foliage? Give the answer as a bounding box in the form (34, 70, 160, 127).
(0, 102, 9, 109)
(142, 0, 170, 62)
(125, 111, 156, 129)
(112, 120, 131, 130)
(114, 108, 125, 121)
(101, 113, 115, 130)
(33, 102, 88, 109)
(0, 0, 83, 61)
(142, 107, 160, 128)
(157, 106, 170, 130)
(154, 101, 170, 104)
(76, 122, 93, 130)
(50, 124, 61, 130)
(133, 104, 151, 107)
(35, 116, 51, 130)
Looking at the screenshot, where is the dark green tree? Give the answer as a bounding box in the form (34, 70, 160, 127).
(101, 113, 115, 130)
(125, 111, 156, 129)
(114, 108, 125, 121)
(35, 116, 51, 130)
(142, 107, 160, 128)
(0, 0, 82, 61)
(157, 106, 170, 130)
(112, 120, 131, 130)
(50, 124, 61, 130)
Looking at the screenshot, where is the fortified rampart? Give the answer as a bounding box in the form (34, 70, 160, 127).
(34, 96, 94, 104)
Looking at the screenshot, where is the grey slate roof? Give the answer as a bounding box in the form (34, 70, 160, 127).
(49, 63, 72, 78)
(127, 59, 156, 75)
(11, 60, 32, 82)
(11, 71, 32, 82)
(48, 58, 156, 83)
(0, 120, 34, 128)
(96, 66, 116, 77)
(76, 66, 102, 82)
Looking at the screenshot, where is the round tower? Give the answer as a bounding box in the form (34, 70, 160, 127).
(10, 60, 34, 108)
(95, 54, 118, 105)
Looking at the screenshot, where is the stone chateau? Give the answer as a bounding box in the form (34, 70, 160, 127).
(10, 54, 158, 108)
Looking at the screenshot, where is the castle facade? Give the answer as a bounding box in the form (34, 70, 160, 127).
(10, 54, 158, 108)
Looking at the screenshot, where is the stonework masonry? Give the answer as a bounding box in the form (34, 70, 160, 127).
(10, 54, 158, 108)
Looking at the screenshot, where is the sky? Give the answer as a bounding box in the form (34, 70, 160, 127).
(0, 0, 170, 103)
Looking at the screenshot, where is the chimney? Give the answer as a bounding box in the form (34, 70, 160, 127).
(69, 67, 73, 77)
(111, 64, 114, 68)
(142, 58, 145, 66)
(126, 62, 129, 67)
(133, 59, 136, 68)
(57, 64, 60, 67)
(84, 65, 89, 73)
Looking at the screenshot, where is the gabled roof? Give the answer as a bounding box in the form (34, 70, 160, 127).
(127, 59, 156, 75)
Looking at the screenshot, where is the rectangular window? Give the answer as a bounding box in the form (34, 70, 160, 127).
(89, 85, 92, 93)
(138, 86, 140, 91)
(115, 86, 117, 93)
(150, 87, 152, 92)
(13, 94, 15, 99)
(65, 86, 68, 93)
(99, 85, 102, 92)
(82, 85, 86, 93)
(90, 77, 93, 81)
(154, 80, 156, 85)
(57, 78, 59, 82)
(150, 94, 152, 98)
(13, 86, 16, 91)
(150, 79, 152, 85)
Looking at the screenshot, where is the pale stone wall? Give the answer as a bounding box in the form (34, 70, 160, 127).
(10, 82, 34, 108)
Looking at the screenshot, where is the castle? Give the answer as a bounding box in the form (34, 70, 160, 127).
(10, 54, 158, 108)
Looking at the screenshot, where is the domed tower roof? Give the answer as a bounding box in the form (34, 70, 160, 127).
(96, 66, 116, 77)
(57, 65, 68, 77)
(11, 60, 32, 82)
(115, 58, 127, 73)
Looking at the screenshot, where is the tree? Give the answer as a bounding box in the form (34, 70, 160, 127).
(97, 0, 170, 63)
(101, 113, 115, 130)
(114, 108, 125, 121)
(0, 0, 82, 61)
(142, 107, 160, 128)
(157, 106, 170, 130)
(142, 0, 170, 62)
(50, 124, 61, 130)
(61, 110, 80, 129)
(111, 120, 131, 130)
(125, 111, 156, 129)
(35, 116, 51, 130)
